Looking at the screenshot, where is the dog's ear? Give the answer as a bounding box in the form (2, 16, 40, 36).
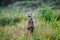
(26, 11, 34, 18)
(26, 12, 32, 17)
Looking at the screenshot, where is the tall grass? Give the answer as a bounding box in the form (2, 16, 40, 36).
(37, 4, 57, 22)
(0, 3, 60, 40)
(33, 4, 60, 40)
(0, 29, 14, 40)
(16, 23, 60, 40)
(0, 8, 27, 26)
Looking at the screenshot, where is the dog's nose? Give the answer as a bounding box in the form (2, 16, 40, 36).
(28, 15, 31, 17)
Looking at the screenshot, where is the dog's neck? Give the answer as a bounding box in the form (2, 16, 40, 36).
(28, 17, 33, 23)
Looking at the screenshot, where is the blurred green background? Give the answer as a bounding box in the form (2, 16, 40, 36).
(0, 0, 60, 40)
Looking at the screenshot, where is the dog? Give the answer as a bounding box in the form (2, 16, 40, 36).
(26, 12, 34, 33)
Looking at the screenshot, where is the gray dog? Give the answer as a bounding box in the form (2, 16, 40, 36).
(26, 12, 34, 33)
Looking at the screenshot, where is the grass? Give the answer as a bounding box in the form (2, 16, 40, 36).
(0, 28, 14, 40)
(37, 4, 57, 22)
(0, 4, 60, 40)
(0, 11, 27, 26)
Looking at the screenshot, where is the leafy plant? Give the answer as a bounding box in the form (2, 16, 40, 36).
(38, 4, 57, 22)
(0, 17, 12, 26)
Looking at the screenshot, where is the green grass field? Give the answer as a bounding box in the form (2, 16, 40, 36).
(0, 4, 60, 40)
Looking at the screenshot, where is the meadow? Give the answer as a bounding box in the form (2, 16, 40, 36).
(0, 3, 60, 40)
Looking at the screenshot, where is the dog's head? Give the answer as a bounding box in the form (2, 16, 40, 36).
(27, 12, 33, 18)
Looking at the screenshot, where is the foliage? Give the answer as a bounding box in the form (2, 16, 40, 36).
(38, 4, 57, 22)
(0, 2, 60, 40)
(0, 17, 12, 26)
(0, 16, 19, 26)
(0, 30, 14, 40)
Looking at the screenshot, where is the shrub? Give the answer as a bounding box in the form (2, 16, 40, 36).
(0, 16, 21, 26)
(13, 17, 21, 23)
(0, 17, 12, 26)
(38, 4, 57, 22)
